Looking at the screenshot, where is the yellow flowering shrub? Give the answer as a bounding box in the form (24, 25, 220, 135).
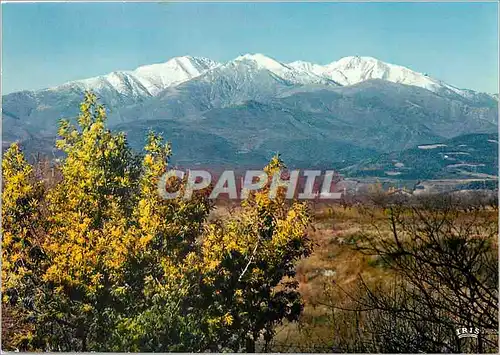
(2, 92, 312, 352)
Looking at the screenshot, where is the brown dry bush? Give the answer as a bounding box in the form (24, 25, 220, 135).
(315, 193, 498, 353)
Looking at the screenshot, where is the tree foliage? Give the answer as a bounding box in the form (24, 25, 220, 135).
(2, 92, 312, 351)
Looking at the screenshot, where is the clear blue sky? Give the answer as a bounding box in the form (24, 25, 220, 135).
(2, 2, 498, 94)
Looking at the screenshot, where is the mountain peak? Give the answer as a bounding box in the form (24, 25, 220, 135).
(229, 54, 340, 87)
(132, 55, 219, 76)
(321, 56, 447, 92)
(131, 56, 219, 95)
(333, 55, 379, 64)
(233, 53, 287, 70)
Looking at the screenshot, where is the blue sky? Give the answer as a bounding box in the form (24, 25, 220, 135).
(2, 2, 498, 94)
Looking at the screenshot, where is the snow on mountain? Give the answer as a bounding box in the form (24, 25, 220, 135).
(288, 60, 329, 78)
(4, 53, 496, 135)
(325, 56, 442, 89)
(3, 53, 497, 171)
(289, 56, 486, 101)
(42, 53, 492, 103)
(231, 53, 340, 86)
(54, 71, 152, 99)
(50, 56, 220, 97)
(132, 56, 220, 95)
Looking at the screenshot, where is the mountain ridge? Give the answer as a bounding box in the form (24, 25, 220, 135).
(12, 53, 497, 100)
(2, 54, 498, 179)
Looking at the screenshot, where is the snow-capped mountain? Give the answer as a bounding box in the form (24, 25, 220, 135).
(2, 56, 221, 132)
(46, 53, 338, 100)
(131, 56, 220, 95)
(317, 56, 449, 89)
(231, 54, 340, 86)
(99, 53, 343, 123)
(2, 53, 498, 173)
(289, 55, 492, 102)
(34, 53, 496, 103)
(54, 71, 153, 99)
(52, 55, 220, 98)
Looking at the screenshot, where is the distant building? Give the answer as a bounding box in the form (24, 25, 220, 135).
(387, 186, 413, 197)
